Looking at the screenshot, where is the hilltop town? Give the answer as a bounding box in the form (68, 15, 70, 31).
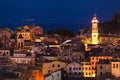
(0, 14, 120, 80)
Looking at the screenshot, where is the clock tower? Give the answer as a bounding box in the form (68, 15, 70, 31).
(91, 14, 99, 44)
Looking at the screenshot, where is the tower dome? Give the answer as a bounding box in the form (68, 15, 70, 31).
(91, 14, 99, 23)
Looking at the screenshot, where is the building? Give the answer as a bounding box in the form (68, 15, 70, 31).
(81, 61, 95, 77)
(42, 52, 58, 61)
(9, 49, 35, 66)
(91, 14, 99, 44)
(97, 60, 111, 77)
(43, 61, 66, 75)
(16, 67, 44, 80)
(90, 52, 112, 77)
(34, 34, 47, 43)
(16, 25, 33, 48)
(24, 40, 33, 50)
(81, 14, 120, 46)
(0, 56, 13, 69)
(66, 62, 83, 77)
(30, 25, 43, 35)
(99, 35, 115, 45)
(0, 49, 10, 57)
(44, 70, 61, 80)
(111, 59, 120, 77)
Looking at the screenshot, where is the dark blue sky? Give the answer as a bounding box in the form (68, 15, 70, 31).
(0, 0, 120, 32)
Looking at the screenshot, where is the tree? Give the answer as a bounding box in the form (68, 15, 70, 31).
(47, 30, 55, 36)
(56, 29, 75, 38)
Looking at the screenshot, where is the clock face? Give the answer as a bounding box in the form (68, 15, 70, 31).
(93, 35, 96, 37)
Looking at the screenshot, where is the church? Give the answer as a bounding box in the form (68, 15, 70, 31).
(91, 14, 99, 44)
(80, 14, 120, 50)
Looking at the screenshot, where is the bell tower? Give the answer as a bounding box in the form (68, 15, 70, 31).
(91, 14, 99, 44)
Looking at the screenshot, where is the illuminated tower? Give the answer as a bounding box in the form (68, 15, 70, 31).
(91, 14, 99, 44)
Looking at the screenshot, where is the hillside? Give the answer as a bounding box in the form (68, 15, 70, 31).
(99, 11, 120, 34)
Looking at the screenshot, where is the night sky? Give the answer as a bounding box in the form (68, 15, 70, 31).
(0, 0, 120, 32)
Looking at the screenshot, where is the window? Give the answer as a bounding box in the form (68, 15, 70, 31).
(75, 72, 77, 75)
(86, 73, 88, 75)
(52, 64, 55, 67)
(79, 72, 81, 75)
(21, 42, 23, 47)
(89, 73, 91, 75)
(57, 73, 59, 77)
(100, 72, 102, 75)
(82, 72, 84, 75)
(76, 67, 78, 70)
(96, 57, 98, 60)
(92, 57, 94, 60)
(86, 68, 87, 70)
(6, 52, 8, 54)
(95, 67, 97, 70)
(69, 67, 72, 71)
(58, 64, 60, 67)
(73, 68, 75, 70)
(69, 73, 71, 75)
(116, 64, 118, 68)
(113, 64, 115, 68)
(79, 57, 81, 59)
(18, 42, 20, 47)
(100, 66, 103, 69)
(79, 67, 81, 70)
